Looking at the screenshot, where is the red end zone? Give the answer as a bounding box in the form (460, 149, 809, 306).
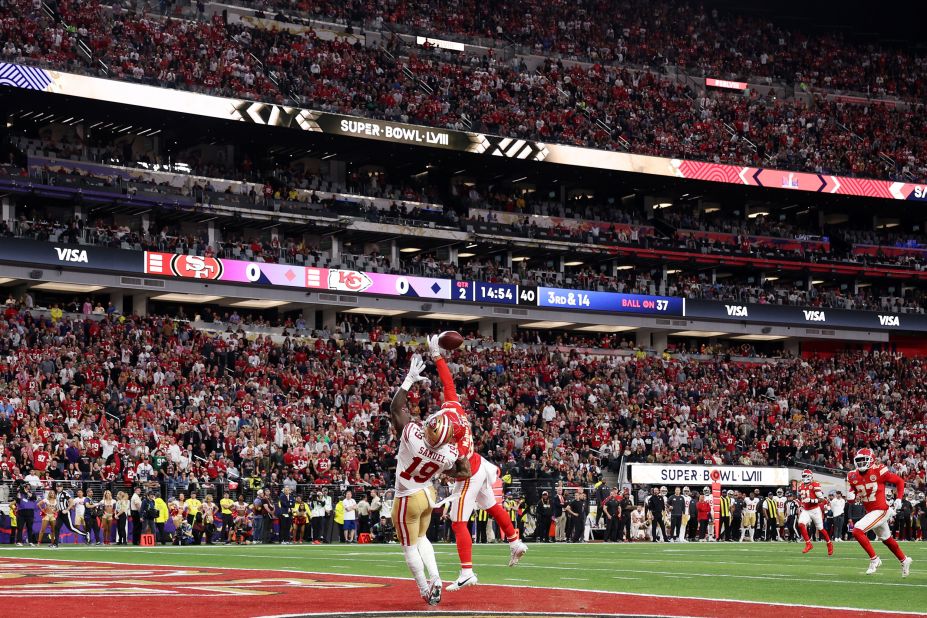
(0, 558, 915, 618)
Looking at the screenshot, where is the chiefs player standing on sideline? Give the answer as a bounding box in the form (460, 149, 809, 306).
(846, 448, 913, 576)
(426, 335, 528, 591)
(797, 469, 834, 556)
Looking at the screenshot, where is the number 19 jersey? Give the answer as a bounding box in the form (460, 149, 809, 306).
(395, 421, 459, 498)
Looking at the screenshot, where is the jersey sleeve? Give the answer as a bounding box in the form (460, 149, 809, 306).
(882, 469, 905, 498)
(435, 357, 458, 403)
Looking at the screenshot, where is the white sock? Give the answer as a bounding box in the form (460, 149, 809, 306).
(460, 567, 474, 578)
(416, 536, 440, 583)
(402, 545, 428, 593)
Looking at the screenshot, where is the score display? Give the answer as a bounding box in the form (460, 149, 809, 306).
(536, 287, 684, 315)
(144, 251, 685, 317)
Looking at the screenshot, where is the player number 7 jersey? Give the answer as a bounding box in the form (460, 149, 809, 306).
(394, 421, 459, 498)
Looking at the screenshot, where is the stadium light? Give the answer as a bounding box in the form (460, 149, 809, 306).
(511, 256, 529, 262)
(400, 247, 421, 253)
(574, 325, 637, 333)
(341, 308, 407, 316)
(457, 252, 476, 258)
(563, 261, 584, 266)
(0, 277, 15, 284)
(673, 330, 729, 337)
(230, 300, 291, 309)
(420, 313, 481, 321)
(32, 282, 104, 292)
(614, 265, 634, 270)
(153, 293, 222, 303)
(520, 321, 574, 329)
(731, 335, 788, 341)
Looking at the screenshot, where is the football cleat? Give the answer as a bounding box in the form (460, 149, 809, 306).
(866, 557, 882, 575)
(446, 572, 478, 591)
(802, 542, 814, 554)
(426, 579, 442, 605)
(901, 557, 912, 578)
(827, 541, 834, 556)
(508, 540, 528, 567)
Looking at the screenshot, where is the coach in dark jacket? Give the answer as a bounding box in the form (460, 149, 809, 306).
(17, 485, 37, 545)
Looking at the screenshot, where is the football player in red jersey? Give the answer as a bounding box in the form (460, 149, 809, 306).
(426, 335, 528, 592)
(797, 469, 834, 555)
(846, 448, 913, 576)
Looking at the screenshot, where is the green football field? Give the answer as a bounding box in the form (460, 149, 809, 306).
(2, 540, 926, 613)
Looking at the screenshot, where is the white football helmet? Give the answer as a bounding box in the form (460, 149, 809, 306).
(776, 488, 784, 497)
(854, 448, 874, 472)
(702, 487, 710, 496)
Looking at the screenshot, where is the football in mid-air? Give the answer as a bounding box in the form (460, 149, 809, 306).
(438, 330, 465, 350)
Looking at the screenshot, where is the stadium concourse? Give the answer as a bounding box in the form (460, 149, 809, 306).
(0, 0, 925, 183)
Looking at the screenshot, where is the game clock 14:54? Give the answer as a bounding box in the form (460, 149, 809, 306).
(474, 281, 517, 304)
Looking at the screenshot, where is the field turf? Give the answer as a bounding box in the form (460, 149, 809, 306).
(2, 540, 926, 614)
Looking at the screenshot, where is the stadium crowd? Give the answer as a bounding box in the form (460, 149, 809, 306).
(238, 0, 927, 104)
(0, 302, 924, 503)
(1, 0, 925, 182)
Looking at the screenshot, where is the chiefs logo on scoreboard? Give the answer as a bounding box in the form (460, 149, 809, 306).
(144, 252, 224, 280)
(327, 269, 373, 293)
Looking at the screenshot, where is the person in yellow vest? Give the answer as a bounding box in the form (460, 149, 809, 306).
(184, 492, 202, 526)
(475, 509, 489, 544)
(334, 498, 345, 543)
(718, 490, 733, 541)
(8, 500, 17, 546)
(219, 492, 234, 544)
(153, 493, 169, 545)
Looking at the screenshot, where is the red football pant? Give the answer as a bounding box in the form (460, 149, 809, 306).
(486, 504, 519, 542)
(799, 524, 829, 543)
(852, 527, 877, 559)
(451, 521, 472, 569)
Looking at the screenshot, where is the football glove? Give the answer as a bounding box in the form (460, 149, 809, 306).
(401, 354, 426, 390)
(428, 334, 442, 358)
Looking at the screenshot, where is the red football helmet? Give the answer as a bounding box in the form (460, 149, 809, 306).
(423, 412, 454, 448)
(854, 448, 874, 472)
(801, 469, 813, 483)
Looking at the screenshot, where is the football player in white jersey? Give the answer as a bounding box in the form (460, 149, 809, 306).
(774, 488, 788, 541)
(390, 354, 471, 605)
(741, 492, 759, 541)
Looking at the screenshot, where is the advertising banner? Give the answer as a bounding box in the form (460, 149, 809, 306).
(685, 299, 927, 332)
(630, 464, 790, 487)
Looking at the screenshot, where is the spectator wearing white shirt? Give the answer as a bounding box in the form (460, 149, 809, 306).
(829, 491, 846, 541)
(342, 490, 357, 543)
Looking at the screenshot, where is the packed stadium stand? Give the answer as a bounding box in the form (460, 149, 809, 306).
(0, 0, 924, 182)
(0, 0, 926, 527)
(1, 304, 925, 495)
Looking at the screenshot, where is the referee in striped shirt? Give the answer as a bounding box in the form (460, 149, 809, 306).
(51, 483, 89, 548)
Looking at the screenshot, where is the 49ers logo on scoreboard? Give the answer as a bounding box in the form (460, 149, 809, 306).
(171, 254, 224, 280)
(144, 252, 224, 280)
(328, 269, 373, 292)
